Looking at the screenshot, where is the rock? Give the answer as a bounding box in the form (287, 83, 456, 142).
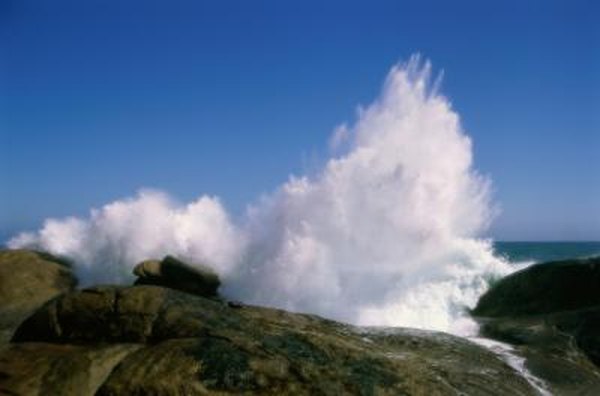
(228, 300, 244, 308)
(0, 249, 77, 344)
(10, 285, 537, 395)
(473, 256, 600, 317)
(472, 256, 600, 394)
(133, 255, 221, 297)
(0, 343, 140, 396)
(132, 259, 162, 277)
(13, 286, 169, 343)
(478, 313, 600, 394)
(569, 308, 600, 367)
(98, 332, 533, 396)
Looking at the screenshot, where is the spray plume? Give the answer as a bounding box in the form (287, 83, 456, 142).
(9, 56, 512, 334)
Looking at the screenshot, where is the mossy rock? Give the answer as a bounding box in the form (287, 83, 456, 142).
(0, 249, 77, 344)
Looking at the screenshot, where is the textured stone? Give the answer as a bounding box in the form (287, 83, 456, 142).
(0, 249, 77, 344)
(133, 255, 221, 297)
(12, 285, 537, 395)
(473, 257, 600, 317)
(0, 343, 140, 396)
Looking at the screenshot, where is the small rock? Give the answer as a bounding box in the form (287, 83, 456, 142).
(132, 259, 161, 277)
(133, 255, 221, 297)
(227, 300, 244, 309)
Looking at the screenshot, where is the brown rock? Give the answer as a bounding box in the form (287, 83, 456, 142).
(133, 255, 221, 297)
(0, 249, 77, 344)
(0, 342, 140, 396)
(11, 285, 537, 395)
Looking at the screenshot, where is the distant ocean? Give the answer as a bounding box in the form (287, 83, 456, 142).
(494, 241, 600, 265)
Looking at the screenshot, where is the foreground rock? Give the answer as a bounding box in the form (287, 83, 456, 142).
(473, 257, 600, 394)
(0, 250, 77, 345)
(478, 312, 600, 395)
(0, 343, 140, 395)
(133, 255, 221, 297)
(4, 284, 537, 395)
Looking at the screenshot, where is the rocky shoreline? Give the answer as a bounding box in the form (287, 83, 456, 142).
(472, 256, 600, 394)
(1, 249, 599, 395)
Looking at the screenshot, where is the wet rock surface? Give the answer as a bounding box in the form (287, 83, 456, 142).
(474, 256, 600, 394)
(478, 314, 600, 395)
(0, 343, 140, 396)
(10, 285, 537, 395)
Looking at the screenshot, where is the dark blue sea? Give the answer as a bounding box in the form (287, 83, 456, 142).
(494, 241, 600, 265)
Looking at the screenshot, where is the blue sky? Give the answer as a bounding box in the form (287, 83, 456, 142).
(1, 0, 598, 241)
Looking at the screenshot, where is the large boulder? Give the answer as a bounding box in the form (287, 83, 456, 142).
(0, 343, 140, 396)
(8, 285, 537, 395)
(12, 285, 232, 343)
(473, 257, 600, 317)
(97, 330, 534, 396)
(133, 255, 221, 297)
(473, 257, 600, 394)
(0, 249, 77, 344)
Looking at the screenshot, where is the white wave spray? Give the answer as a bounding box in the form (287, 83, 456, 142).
(8, 56, 512, 335)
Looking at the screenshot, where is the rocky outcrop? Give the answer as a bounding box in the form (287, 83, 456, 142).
(477, 312, 600, 395)
(0, 250, 77, 345)
(133, 255, 221, 297)
(15, 249, 600, 394)
(473, 257, 600, 317)
(0, 343, 140, 395)
(4, 284, 537, 394)
(473, 257, 600, 394)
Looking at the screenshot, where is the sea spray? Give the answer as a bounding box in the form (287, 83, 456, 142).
(8, 55, 513, 335)
(8, 191, 245, 283)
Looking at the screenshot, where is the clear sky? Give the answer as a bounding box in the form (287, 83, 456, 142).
(1, 0, 598, 242)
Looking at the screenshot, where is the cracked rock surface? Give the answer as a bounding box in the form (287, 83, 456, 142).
(1, 250, 539, 395)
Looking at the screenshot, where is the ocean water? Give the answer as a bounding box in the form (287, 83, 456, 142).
(494, 241, 600, 265)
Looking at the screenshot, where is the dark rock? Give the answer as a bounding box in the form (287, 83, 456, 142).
(473, 256, 600, 394)
(0, 343, 140, 395)
(0, 249, 77, 345)
(133, 255, 221, 297)
(10, 285, 537, 395)
(228, 300, 244, 308)
(478, 311, 600, 395)
(13, 286, 170, 343)
(570, 308, 600, 367)
(473, 256, 600, 317)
